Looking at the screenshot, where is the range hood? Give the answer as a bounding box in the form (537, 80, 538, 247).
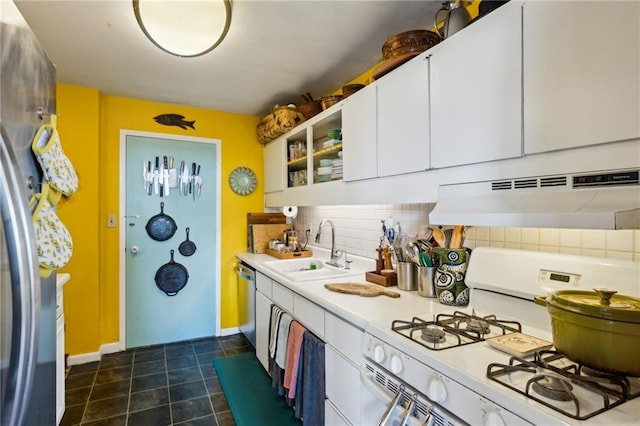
(429, 169, 640, 229)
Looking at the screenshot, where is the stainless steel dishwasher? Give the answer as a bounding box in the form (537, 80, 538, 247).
(236, 262, 256, 348)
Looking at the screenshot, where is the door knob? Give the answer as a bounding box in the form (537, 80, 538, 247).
(130, 246, 140, 255)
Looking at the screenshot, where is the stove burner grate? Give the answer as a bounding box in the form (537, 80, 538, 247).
(391, 311, 522, 351)
(487, 349, 639, 420)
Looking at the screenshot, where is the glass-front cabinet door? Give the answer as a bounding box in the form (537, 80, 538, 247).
(285, 107, 343, 188)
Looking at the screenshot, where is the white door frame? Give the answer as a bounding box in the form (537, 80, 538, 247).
(118, 129, 222, 350)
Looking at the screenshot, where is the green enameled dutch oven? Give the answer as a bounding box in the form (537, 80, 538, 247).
(535, 288, 640, 376)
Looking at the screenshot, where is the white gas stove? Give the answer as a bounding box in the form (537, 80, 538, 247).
(361, 247, 640, 426)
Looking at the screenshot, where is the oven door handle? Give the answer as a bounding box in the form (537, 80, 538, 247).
(360, 366, 409, 426)
(361, 366, 434, 426)
(379, 386, 405, 426)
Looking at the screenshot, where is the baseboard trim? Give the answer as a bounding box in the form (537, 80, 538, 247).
(67, 342, 124, 366)
(67, 329, 242, 366)
(219, 327, 241, 337)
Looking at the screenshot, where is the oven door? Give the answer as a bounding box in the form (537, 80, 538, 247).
(360, 360, 464, 426)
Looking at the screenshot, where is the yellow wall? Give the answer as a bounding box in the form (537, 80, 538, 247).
(57, 84, 262, 356)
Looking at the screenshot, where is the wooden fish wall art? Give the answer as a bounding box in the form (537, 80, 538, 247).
(154, 114, 196, 130)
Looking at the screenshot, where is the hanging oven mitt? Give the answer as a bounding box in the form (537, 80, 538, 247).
(32, 115, 78, 205)
(30, 183, 73, 278)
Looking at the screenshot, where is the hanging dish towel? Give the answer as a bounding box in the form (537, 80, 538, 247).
(30, 183, 73, 278)
(294, 331, 325, 426)
(275, 312, 293, 369)
(32, 115, 78, 205)
(284, 320, 306, 399)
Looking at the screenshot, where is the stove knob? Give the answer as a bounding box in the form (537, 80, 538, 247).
(484, 410, 506, 426)
(390, 354, 403, 374)
(427, 377, 447, 403)
(373, 345, 386, 363)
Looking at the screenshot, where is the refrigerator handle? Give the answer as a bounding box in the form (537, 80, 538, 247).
(0, 124, 40, 426)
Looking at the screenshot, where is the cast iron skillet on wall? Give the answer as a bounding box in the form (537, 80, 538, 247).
(178, 227, 197, 256)
(146, 202, 177, 241)
(155, 249, 189, 296)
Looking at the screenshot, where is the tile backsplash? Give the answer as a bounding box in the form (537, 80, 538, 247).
(292, 204, 640, 262)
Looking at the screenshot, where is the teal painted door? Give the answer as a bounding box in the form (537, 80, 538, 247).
(125, 134, 217, 348)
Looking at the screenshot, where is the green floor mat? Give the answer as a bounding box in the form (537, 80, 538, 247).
(213, 352, 301, 426)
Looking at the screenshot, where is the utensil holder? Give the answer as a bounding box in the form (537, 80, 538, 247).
(397, 262, 417, 291)
(417, 266, 436, 298)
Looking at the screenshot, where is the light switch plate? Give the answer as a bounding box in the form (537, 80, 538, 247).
(107, 214, 116, 228)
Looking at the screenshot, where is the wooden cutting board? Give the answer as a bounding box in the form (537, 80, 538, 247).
(324, 283, 400, 298)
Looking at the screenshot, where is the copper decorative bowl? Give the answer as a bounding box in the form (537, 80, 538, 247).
(381, 30, 440, 61)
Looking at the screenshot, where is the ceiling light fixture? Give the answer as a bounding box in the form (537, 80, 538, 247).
(133, 0, 232, 58)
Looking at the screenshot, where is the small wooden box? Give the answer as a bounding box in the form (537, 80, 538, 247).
(366, 271, 397, 287)
(266, 249, 313, 259)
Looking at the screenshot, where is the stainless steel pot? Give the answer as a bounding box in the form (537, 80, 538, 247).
(433, 0, 470, 39)
(535, 288, 640, 376)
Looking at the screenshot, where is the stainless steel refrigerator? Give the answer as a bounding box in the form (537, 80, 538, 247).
(1, 2, 57, 425)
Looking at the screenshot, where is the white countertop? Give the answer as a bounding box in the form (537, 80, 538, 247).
(236, 247, 439, 330)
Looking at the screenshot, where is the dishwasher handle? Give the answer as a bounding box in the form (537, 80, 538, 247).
(236, 264, 255, 281)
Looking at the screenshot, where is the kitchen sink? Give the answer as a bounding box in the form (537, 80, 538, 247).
(263, 257, 362, 282)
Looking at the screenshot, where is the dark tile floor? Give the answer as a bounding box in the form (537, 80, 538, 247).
(62, 334, 253, 426)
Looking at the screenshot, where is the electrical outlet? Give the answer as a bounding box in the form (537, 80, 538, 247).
(307, 222, 313, 233)
(107, 214, 117, 228)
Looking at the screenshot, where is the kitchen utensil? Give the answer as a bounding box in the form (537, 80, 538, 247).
(534, 288, 640, 376)
(159, 156, 165, 196)
(154, 249, 189, 296)
(179, 160, 186, 195)
(434, 0, 470, 39)
(443, 228, 453, 248)
(146, 161, 153, 195)
(153, 156, 160, 195)
(193, 164, 200, 200)
(162, 156, 170, 196)
(324, 283, 400, 298)
(168, 156, 177, 188)
(449, 225, 465, 249)
(432, 227, 445, 247)
(189, 162, 196, 194)
(143, 161, 149, 193)
(178, 227, 197, 256)
(145, 202, 177, 241)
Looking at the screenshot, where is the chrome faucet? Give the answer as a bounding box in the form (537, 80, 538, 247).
(315, 219, 343, 267)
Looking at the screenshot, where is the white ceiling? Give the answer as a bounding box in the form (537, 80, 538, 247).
(15, 0, 444, 116)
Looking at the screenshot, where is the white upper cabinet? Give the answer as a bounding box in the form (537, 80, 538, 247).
(263, 138, 285, 193)
(341, 82, 378, 181)
(523, 1, 640, 154)
(430, 1, 523, 168)
(377, 55, 431, 177)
